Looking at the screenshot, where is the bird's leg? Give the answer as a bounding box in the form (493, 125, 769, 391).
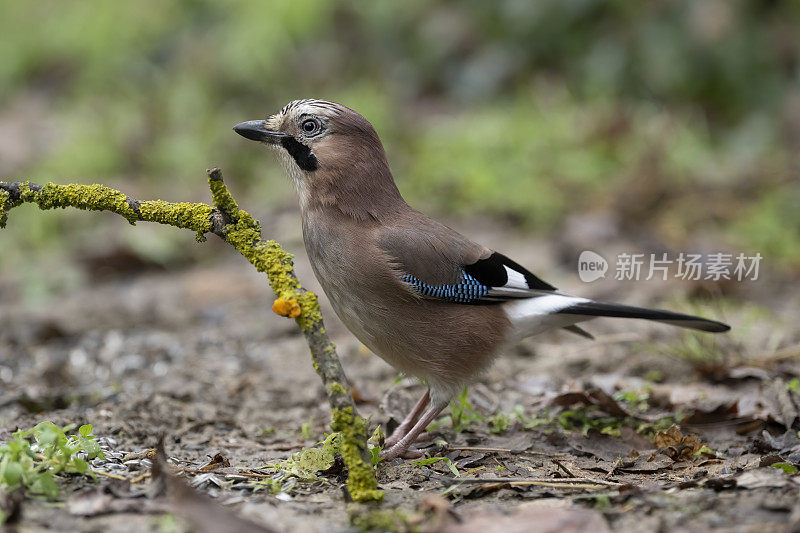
(384, 390, 430, 448)
(379, 401, 447, 461)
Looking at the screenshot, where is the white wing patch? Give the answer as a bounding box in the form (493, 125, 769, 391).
(504, 265, 529, 289)
(504, 294, 592, 340)
(485, 264, 537, 298)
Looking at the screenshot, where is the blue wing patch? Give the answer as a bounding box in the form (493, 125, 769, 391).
(402, 272, 489, 303)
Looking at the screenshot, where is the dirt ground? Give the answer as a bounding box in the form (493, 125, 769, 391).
(1, 216, 799, 532)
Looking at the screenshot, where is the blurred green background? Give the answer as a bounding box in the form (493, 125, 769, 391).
(1, 0, 798, 300)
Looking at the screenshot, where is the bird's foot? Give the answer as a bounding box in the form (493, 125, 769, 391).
(384, 390, 432, 448)
(381, 400, 447, 462)
(379, 444, 424, 461)
(383, 432, 401, 448)
(384, 430, 432, 448)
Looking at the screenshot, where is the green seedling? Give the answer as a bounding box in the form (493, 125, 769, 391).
(770, 462, 798, 474)
(488, 412, 512, 434)
(368, 426, 384, 466)
(0, 421, 105, 502)
(643, 370, 665, 383)
(512, 405, 551, 430)
(614, 388, 651, 412)
(410, 456, 460, 477)
(301, 420, 314, 440)
(449, 387, 483, 432)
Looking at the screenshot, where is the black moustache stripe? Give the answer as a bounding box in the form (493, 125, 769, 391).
(281, 136, 318, 172)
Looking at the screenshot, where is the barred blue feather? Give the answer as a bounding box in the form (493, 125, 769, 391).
(402, 272, 489, 303)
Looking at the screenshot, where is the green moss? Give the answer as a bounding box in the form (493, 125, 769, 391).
(331, 407, 383, 503)
(349, 507, 409, 532)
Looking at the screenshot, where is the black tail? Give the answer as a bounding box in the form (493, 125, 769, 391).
(557, 301, 730, 333)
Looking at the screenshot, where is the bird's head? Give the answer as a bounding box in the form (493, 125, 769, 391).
(234, 99, 403, 221)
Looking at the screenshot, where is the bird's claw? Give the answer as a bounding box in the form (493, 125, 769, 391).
(379, 445, 424, 461)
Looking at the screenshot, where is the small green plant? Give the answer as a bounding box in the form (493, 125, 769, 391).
(787, 378, 799, 394)
(643, 370, 665, 383)
(554, 407, 682, 439)
(410, 456, 460, 477)
(670, 330, 726, 366)
(368, 445, 383, 467)
(368, 426, 384, 466)
(427, 386, 485, 432)
(770, 462, 798, 474)
(257, 426, 276, 437)
(0, 421, 105, 500)
(488, 412, 512, 434)
(557, 409, 626, 437)
(591, 493, 611, 510)
(449, 387, 483, 432)
(694, 445, 716, 457)
(614, 388, 651, 412)
(512, 405, 551, 430)
(300, 420, 314, 440)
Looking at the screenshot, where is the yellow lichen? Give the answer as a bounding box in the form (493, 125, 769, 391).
(332, 407, 383, 503)
(0, 189, 10, 228)
(327, 382, 347, 396)
(138, 200, 213, 232)
(206, 175, 324, 331)
(272, 297, 302, 318)
(208, 175, 241, 221)
(35, 183, 139, 224)
(0, 174, 380, 504)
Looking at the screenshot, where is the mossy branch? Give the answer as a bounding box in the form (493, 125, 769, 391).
(0, 169, 382, 503)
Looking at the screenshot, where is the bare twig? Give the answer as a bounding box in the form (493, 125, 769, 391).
(605, 456, 622, 479)
(0, 170, 381, 502)
(552, 458, 576, 478)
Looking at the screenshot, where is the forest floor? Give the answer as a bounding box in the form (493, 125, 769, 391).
(1, 219, 799, 532)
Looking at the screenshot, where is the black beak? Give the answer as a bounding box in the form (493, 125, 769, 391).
(233, 120, 287, 144)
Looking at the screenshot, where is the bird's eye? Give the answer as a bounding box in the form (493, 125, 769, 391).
(301, 119, 319, 134)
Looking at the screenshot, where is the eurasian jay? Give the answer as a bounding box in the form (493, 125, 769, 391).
(234, 99, 729, 460)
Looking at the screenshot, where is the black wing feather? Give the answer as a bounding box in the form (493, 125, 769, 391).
(463, 252, 557, 292)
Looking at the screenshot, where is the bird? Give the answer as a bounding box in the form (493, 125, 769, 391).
(233, 99, 730, 461)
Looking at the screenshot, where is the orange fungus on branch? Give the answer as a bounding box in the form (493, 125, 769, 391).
(272, 297, 302, 318)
